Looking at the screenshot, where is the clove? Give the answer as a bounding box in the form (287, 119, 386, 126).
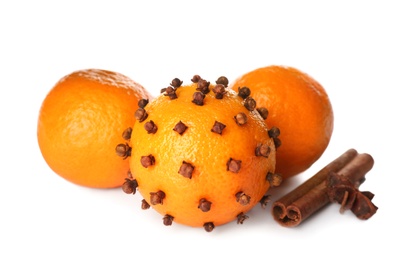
(198, 198, 212, 212)
(227, 158, 242, 173)
(211, 121, 226, 135)
(144, 120, 158, 134)
(140, 154, 155, 168)
(178, 161, 195, 179)
(236, 212, 249, 224)
(150, 190, 166, 205)
(235, 192, 251, 205)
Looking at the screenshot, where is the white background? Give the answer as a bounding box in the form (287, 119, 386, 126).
(1, 1, 405, 259)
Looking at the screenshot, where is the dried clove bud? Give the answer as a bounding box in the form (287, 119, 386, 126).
(115, 143, 132, 159)
(260, 195, 272, 209)
(163, 86, 177, 100)
(234, 112, 248, 126)
(255, 144, 271, 158)
(237, 86, 251, 99)
(236, 212, 249, 224)
(178, 161, 195, 179)
(273, 137, 282, 149)
(196, 79, 210, 94)
(191, 75, 201, 83)
(216, 76, 229, 87)
(192, 91, 205, 106)
(267, 126, 281, 138)
(173, 121, 188, 135)
(212, 84, 226, 99)
(257, 107, 269, 120)
(244, 97, 257, 111)
(140, 154, 155, 168)
(122, 127, 132, 140)
(236, 192, 251, 205)
(122, 178, 138, 194)
(138, 98, 149, 108)
(266, 172, 283, 187)
(150, 190, 166, 205)
(144, 120, 158, 134)
(203, 222, 215, 232)
(163, 214, 174, 226)
(211, 121, 226, 135)
(198, 198, 212, 212)
(170, 78, 183, 88)
(141, 199, 150, 210)
(227, 158, 242, 173)
(135, 107, 148, 122)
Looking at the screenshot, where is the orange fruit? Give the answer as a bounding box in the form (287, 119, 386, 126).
(123, 75, 281, 231)
(37, 69, 153, 188)
(231, 65, 334, 179)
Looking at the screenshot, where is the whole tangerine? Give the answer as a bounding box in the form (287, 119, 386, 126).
(231, 65, 334, 179)
(122, 75, 282, 231)
(37, 69, 153, 188)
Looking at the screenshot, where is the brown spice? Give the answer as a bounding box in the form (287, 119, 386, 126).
(135, 107, 148, 122)
(198, 198, 212, 212)
(267, 126, 281, 138)
(236, 212, 249, 224)
(196, 79, 210, 94)
(244, 97, 257, 111)
(173, 121, 188, 135)
(178, 161, 195, 179)
(257, 107, 269, 120)
(150, 190, 166, 205)
(266, 172, 283, 187)
(192, 91, 205, 106)
(203, 222, 215, 232)
(211, 121, 226, 135)
(271, 149, 377, 227)
(138, 98, 149, 108)
(144, 120, 158, 134)
(216, 76, 229, 87)
(260, 195, 272, 209)
(234, 112, 248, 126)
(235, 191, 251, 205)
(115, 143, 131, 159)
(226, 158, 242, 173)
(212, 84, 226, 99)
(122, 178, 138, 194)
(191, 75, 201, 83)
(237, 86, 251, 99)
(140, 154, 155, 168)
(170, 78, 183, 88)
(121, 127, 132, 140)
(163, 214, 174, 226)
(163, 86, 177, 100)
(273, 138, 282, 149)
(255, 144, 271, 158)
(141, 199, 150, 210)
(326, 172, 378, 219)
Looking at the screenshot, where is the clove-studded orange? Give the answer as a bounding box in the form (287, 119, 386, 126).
(37, 69, 153, 188)
(121, 76, 282, 231)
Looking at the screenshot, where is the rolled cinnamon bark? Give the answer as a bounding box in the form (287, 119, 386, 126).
(272, 149, 374, 227)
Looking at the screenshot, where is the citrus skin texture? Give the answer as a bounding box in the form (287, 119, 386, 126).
(231, 66, 334, 179)
(129, 79, 277, 228)
(37, 69, 153, 188)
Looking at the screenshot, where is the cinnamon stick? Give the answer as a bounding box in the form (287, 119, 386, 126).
(272, 149, 375, 227)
